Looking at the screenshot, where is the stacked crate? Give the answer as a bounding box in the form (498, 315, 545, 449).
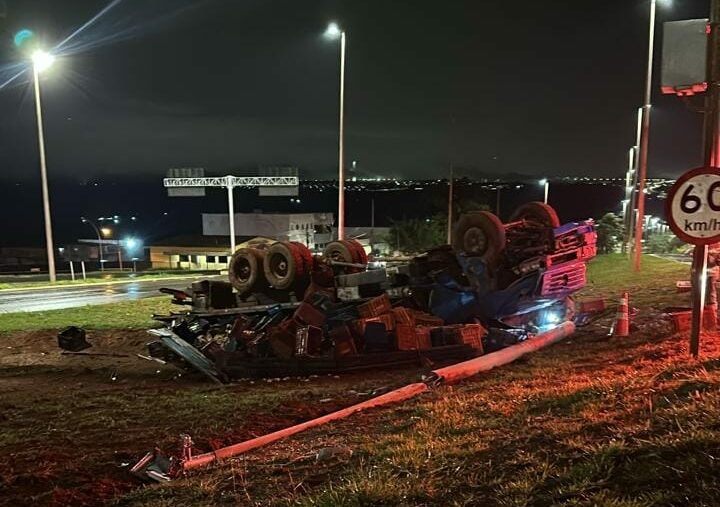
(346, 295, 487, 354)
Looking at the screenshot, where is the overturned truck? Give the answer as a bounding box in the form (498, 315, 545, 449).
(151, 202, 597, 381)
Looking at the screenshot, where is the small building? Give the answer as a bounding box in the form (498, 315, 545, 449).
(202, 212, 334, 252)
(147, 235, 273, 270)
(0, 247, 48, 273)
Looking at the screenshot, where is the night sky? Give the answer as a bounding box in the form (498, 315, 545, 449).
(0, 0, 712, 182)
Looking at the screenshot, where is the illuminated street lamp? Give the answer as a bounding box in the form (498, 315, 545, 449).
(31, 49, 57, 282)
(81, 217, 107, 271)
(634, 0, 671, 271)
(539, 178, 549, 204)
(325, 22, 346, 240)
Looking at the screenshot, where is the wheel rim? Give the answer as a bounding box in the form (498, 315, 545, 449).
(234, 257, 252, 283)
(463, 227, 488, 254)
(270, 252, 289, 279)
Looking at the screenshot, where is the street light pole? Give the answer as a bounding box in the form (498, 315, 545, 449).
(226, 178, 236, 254)
(81, 218, 105, 271)
(325, 22, 347, 240)
(32, 51, 56, 283)
(633, 0, 658, 271)
(539, 179, 549, 204)
(337, 29, 347, 240)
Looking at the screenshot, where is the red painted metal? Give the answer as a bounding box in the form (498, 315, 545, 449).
(181, 382, 430, 472)
(540, 261, 587, 297)
(163, 323, 576, 477)
(431, 321, 575, 384)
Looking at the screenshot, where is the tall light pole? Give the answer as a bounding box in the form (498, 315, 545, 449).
(633, 0, 670, 271)
(539, 178, 549, 204)
(325, 22, 346, 240)
(81, 217, 106, 271)
(31, 49, 57, 282)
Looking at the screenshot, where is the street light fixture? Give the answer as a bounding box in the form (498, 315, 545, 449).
(31, 48, 57, 282)
(81, 217, 106, 272)
(325, 21, 347, 240)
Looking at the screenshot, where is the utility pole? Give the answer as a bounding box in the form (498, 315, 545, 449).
(633, 0, 658, 271)
(447, 167, 454, 244)
(33, 61, 56, 282)
(227, 181, 236, 253)
(691, 0, 720, 357)
(337, 30, 347, 240)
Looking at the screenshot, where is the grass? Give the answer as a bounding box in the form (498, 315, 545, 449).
(2, 253, 716, 506)
(582, 253, 688, 305)
(0, 296, 174, 332)
(0, 271, 215, 290)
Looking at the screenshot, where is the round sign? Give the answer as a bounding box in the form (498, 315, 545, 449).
(666, 166, 720, 245)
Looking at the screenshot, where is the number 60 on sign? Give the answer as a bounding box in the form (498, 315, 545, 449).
(666, 166, 720, 245)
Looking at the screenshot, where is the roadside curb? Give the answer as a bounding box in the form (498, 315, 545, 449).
(0, 274, 216, 293)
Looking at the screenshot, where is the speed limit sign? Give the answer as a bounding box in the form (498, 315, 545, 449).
(666, 166, 720, 245)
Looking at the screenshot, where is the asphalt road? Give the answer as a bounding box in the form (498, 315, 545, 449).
(0, 276, 221, 313)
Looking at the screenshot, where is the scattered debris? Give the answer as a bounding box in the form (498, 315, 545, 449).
(58, 326, 91, 352)
(59, 203, 597, 388)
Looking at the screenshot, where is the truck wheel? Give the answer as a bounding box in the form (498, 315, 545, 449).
(228, 248, 267, 296)
(264, 242, 301, 290)
(289, 241, 314, 277)
(510, 202, 560, 228)
(452, 211, 506, 266)
(346, 239, 368, 265)
(324, 240, 363, 273)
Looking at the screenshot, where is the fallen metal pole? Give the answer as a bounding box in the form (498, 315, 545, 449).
(134, 322, 576, 478)
(181, 382, 430, 471)
(431, 321, 576, 384)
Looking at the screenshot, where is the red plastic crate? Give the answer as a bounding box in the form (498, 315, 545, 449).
(454, 324, 486, 350)
(293, 302, 326, 327)
(352, 313, 396, 335)
(330, 325, 358, 357)
(666, 306, 718, 333)
(358, 294, 392, 318)
(410, 309, 444, 327)
(578, 298, 607, 314)
(396, 324, 431, 351)
(392, 307, 415, 325)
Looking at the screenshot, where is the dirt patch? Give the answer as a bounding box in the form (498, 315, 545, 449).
(0, 329, 414, 507)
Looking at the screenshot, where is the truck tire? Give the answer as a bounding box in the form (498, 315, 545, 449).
(346, 239, 368, 265)
(264, 242, 303, 290)
(324, 240, 365, 273)
(290, 241, 314, 277)
(228, 247, 267, 296)
(452, 211, 506, 266)
(509, 202, 560, 228)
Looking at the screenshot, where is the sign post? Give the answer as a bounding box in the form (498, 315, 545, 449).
(666, 167, 720, 357)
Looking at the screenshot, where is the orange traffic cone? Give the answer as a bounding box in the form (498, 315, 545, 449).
(613, 292, 629, 337)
